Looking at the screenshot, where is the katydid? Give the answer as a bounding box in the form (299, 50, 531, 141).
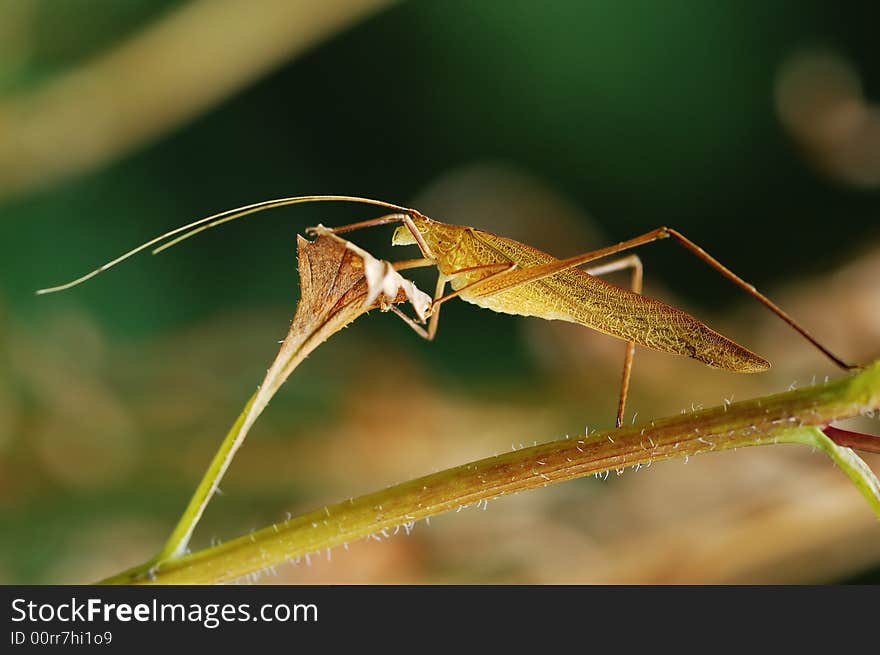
(37, 195, 856, 427)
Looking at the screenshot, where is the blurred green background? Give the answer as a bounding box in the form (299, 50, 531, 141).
(1, 0, 878, 584)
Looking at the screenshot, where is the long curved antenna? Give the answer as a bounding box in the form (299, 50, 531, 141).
(36, 195, 414, 294)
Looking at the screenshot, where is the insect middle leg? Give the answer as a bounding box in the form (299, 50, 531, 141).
(583, 255, 643, 428)
(396, 254, 643, 427)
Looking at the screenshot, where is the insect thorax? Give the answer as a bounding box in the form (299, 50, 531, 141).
(391, 216, 469, 273)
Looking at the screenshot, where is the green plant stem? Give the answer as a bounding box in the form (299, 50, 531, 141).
(155, 300, 350, 561)
(100, 360, 880, 585)
(155, 391, 259, 562)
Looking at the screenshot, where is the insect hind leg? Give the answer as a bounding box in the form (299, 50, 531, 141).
(468, 226, 855, 372)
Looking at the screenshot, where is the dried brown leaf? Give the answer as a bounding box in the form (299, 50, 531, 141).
(160, 233, 431, 558)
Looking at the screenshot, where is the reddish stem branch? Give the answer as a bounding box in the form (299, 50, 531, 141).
(824, 425, 880, 454)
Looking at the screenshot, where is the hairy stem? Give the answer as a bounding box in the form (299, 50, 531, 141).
(100, 360, 880, 585)
(156, 317, 334, 561)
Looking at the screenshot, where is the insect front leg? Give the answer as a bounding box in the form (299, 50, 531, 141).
(387, 275, 448, 341)
(391, 261, 518, 340)
(306, 213, 436, 260)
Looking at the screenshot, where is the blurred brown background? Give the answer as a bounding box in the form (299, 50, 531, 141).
(0, 0, 878, 584)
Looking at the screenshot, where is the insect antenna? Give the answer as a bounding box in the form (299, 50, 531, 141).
(36, 195, 412, 295)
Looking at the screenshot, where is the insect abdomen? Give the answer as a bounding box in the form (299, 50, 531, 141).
(564, 276, 769, 372)
(469, 273, 768, 372)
